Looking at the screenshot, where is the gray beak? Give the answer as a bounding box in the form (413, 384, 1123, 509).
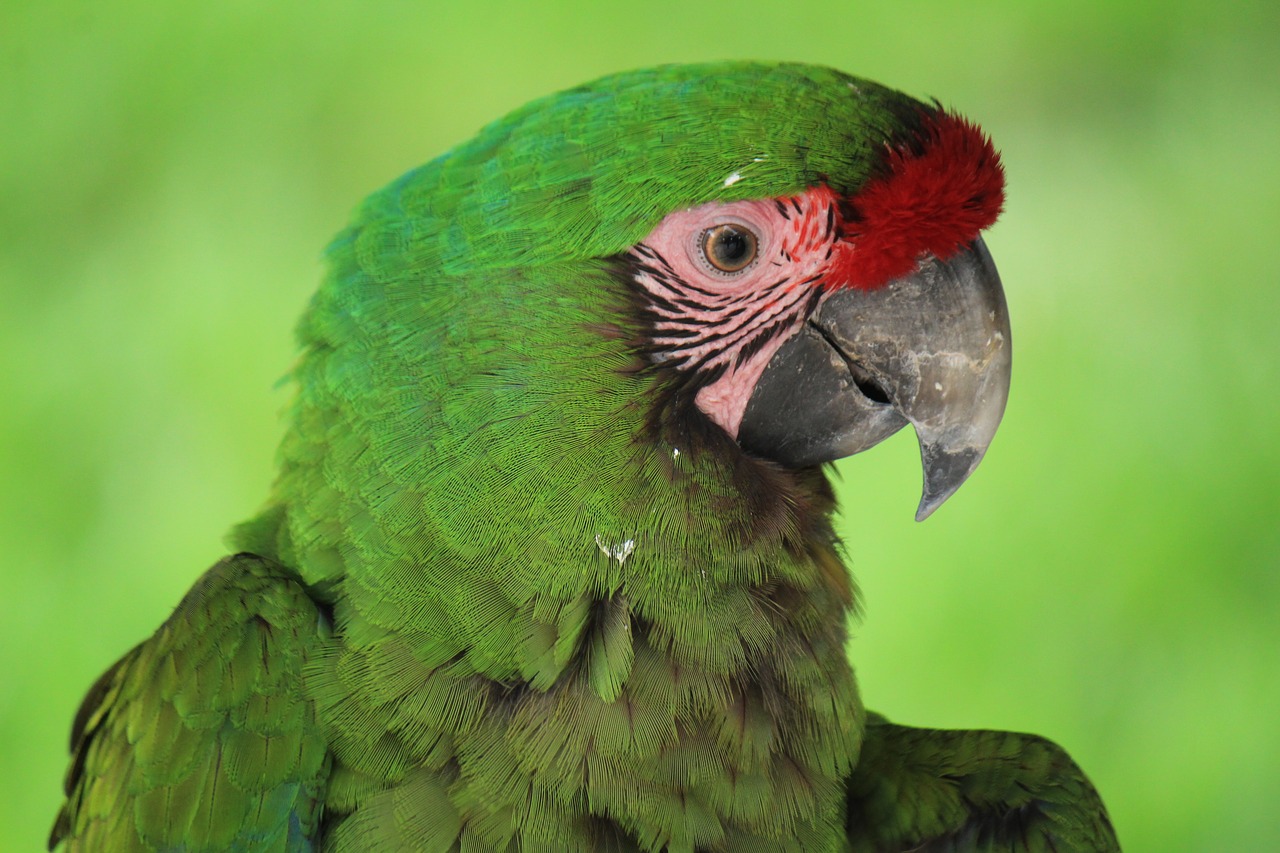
(737, 238, 1011, 520)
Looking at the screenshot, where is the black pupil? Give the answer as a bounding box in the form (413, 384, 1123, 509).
(709, 226, 754, 270)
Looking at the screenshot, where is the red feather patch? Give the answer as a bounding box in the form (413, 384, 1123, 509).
(828, 110, 1005, 290)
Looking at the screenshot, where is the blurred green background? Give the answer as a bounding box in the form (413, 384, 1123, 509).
(4, 1, 1277, 850)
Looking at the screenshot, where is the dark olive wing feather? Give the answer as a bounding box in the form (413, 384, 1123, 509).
(51, 554, 332, 852)
(846, 713, 1120, 852)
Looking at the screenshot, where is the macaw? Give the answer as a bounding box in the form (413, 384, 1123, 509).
(52, 61, 1118, 852)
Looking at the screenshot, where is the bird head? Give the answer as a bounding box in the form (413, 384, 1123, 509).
(245, 63, 1010, 597)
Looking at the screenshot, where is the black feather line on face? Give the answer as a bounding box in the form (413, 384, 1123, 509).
(664, 274, 724, 301)
(802, 286, 824, 317)
(639, 287, 682, 316)
(665, 302, 768, 358)
(735, 315, 792, 370)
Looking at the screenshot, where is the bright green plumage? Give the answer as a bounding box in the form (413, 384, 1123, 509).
(53, 62, 1118, 851)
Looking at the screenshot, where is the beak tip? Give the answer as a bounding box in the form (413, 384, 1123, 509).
(914, 500, 940, 523)
(914, 443, 987, 522)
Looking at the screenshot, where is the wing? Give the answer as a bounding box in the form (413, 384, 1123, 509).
(50, 554, 332, 852)
(846, 713, 1119, 852)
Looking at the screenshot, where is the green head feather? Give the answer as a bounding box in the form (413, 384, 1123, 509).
(352, 62, 921, 277)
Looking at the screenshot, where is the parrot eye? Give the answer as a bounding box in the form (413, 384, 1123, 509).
(700, 223, 758, 273)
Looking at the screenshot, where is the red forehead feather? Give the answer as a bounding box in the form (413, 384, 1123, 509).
(827, 110, 1005, 290)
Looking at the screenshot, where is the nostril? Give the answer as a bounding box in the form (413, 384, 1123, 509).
(849, 363, 891, 404)
(808, 319, 894, 406)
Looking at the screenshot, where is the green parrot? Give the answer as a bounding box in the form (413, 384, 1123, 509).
(51, 62, 1118, 852)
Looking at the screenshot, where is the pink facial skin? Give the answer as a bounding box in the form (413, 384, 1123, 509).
(630, 194, 836, 438)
